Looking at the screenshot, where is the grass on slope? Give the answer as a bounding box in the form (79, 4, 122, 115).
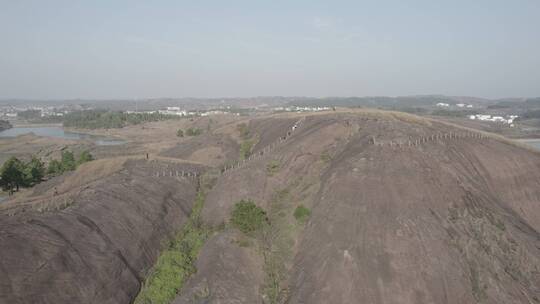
(135, 191, 211, 304)
(239, 139, 255, 160)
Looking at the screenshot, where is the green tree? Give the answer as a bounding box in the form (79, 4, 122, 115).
(47, 159, 63, 175)
(176, 129, 184, 137)
(0, 157, 25, 192)
(23, 157, 45, 185)
(61, 150, 76, 171)
(77, 150, 94, 165)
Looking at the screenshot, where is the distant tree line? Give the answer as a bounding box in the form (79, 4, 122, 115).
(516, 109, 540, 120)
(63, 110, 180, 129)
(17, 109, 41, 120)
(0, 120, 12, 132)
(431, 109, 478, 117)
(46, 150, 94, 176)
(0, 150, 93, 194)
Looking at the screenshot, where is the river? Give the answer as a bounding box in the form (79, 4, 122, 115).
(0, 126, 125, 146)
(519, 139, 540, 150)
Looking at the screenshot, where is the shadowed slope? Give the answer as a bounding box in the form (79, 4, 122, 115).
(0, 160, 200, 304)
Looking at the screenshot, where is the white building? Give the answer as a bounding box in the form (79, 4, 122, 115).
(469, 114, 518, 125)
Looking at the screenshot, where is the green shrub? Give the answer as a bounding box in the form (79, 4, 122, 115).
(293, 205, 311, 223)
(47, 150, 93, 176)
(176, 129, 184, 137)
(239, 140, 254, 160)
(236, 123, 250, 139)
(231, 199, 267, 234)
(266, 160, 280, 176)
(320, 152, 332, 163)
(185, 128, 202, 136)
(77, 150, 94, 165)
(61, 150, 76, 171)
(47, 159, 63, 175)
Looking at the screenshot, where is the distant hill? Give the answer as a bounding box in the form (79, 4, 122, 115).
(288, 95, 493, 108)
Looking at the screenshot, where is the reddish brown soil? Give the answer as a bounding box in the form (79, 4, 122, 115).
(190, 112, 540, 304)
(0, 160, 201, 304)
(1, 111, 539, 304)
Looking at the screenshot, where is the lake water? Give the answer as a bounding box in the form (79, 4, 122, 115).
(522, 140, 540, 150)
(0, 126, 125, 146)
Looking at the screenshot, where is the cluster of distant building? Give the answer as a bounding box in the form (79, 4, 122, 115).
(469, 114, 518, 126)
(128, 107, 239, 117)
(0, 105, 69, 119)
(436, 103, 474, 108)
(273, 106, 332, 112)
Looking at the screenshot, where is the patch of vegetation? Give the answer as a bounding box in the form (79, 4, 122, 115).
(320, 152, 332, 163)
(293, 205, 311, 223)
(77, 150, 94, 165)
(260, 189, 295, 304)
(1, 156, 46, 193)
(396, 107, 429, 114)
(431, 109, 478, 117)
(185, 127, 203, 136)
(239, 140, 255, 160)
(17, 109, 41, 120)
(0, 119, 12, 131)
(176, 129, 184, 137)
(266, 160, 280, 176)
(63, 110, 180, 129)
(236, 123, 250, 139)
(236, 124, 257, 160)
(229, 184, 305, 304)
(469, 262, 488, 301)
(231, 199, 268, 234)
(135, 191, 211, 304)
(47, 150, 94, 176)
(192, 283, 211, 301)
(516, 109, 540, 120)
(1, 149, 96, 194)
(233, 235, 253, 248)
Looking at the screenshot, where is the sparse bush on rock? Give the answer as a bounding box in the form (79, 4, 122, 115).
(294, 205, 311, 223)
(231, 199, 268, 234)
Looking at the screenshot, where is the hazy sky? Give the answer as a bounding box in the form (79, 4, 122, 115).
(1, 0, 539, 99)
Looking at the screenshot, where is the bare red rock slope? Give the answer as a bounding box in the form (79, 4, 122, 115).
(0, 160, 202, 304)
(179, 112, 540, 304)
(1, 111, 539, 304)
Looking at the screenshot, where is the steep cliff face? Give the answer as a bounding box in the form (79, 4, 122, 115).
(183, 112, 540, 304)
(0, 160, 201, 304)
